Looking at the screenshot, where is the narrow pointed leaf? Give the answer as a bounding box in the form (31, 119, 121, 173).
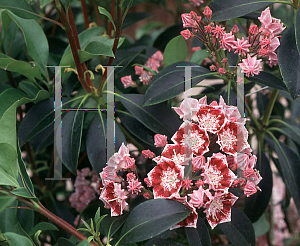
(116, 94, 181, 138)
(246, 71, 288, 92)
(185, 217, 211, 246)
(163, 35, 187, 68)
(278, 25, 300, 99)
(218, 208, 255, 246)
(61, 111, 84, 174)
(143, 62, 215, 106)
(29, 222, 58, 236)
(0, 196, 17, 215)
(11, 187, 35, 198)
(98, 7, 116, 31)
(244, 152, 273, 223)
(6, 11, 49, 74)
(265, 135, 300, 214)
(209, 0, 273, 21)
(119, 199, 191, 244)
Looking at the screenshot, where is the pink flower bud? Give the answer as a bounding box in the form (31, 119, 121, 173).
(231, 24, 239, 34)
(209, 64, 216, 71)
(203, 6, 212, 21)
(154, 134, 168, 147)
(180, 29, 193, 40)
(121, 75, 136, 89)
(134, 65, 143, 75)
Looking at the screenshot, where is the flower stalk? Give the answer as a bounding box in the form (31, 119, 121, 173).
(261, 89, 279, 127)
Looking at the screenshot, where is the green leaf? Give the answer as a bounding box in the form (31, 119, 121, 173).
(64, 27, 105, 54)
(0, 196, 17, 215)
(218, 208, 256, 246)
(19, 81, 41, 98)
(61, 111, 84, 174)
(0, 0, 39, 19)
(144, 239, 186, 246)
(246, 71, 288, 92)
(5, 10, 49, 75)
(4, 232, 34, 246)
(98, 6, 116, 31)
(100, 213, 127, 238)
(0, 199, 18, 232)
(0, 166, 20, 187)
(189, 49, 210, 65)
(0, 143, 18, 181)
(29, 222, 59, 236)
(58, 238, 76, 246)
(86, 113, 126, 175)
(12, 222, 34, 243)
(252, 213, 270, 237)
(244, 151, 273, 223)
(10, 187, 35, 198)
(185, 217, 211, 246)
(163, 36, 187, 68)
(17, 202, 34, 234)
(296, 7, 300, 55)
(40, 0, 52, 8)
(122, 12, 152, 30)
(143, 62, 215, 106)
(265, 133, 300, 214)
(118, 199, 191, 244)
(116, 94, 181, 138)
(209, 0, 273, 21)
(77, 241, 90, 246)
(84, 41, 115, 57)
(277, 25, 300, 99)
(0, 54, 43, 82)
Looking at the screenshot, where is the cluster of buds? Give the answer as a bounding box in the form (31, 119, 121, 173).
(69, 168, 101, 212)
(120, 51, 163, 89)
(97, 96, 262, 230)
(180, 6, 285, 78)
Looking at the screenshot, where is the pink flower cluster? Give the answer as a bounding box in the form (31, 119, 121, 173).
(69, 168, 100, 212)
(97, 96, 262, 230)
(180, 7, 285, 78)
(120, 51, 163, 89)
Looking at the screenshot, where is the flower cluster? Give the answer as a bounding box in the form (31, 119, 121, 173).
(97, 96, 262, 229)
(69, 168, 100, 212)
(180, 6, 285, 78)
(120, 51, 163, 89)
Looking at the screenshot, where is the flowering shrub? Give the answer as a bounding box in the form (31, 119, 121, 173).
(0, 0, 300, 246)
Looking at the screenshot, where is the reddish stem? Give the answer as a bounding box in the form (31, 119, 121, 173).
(108, 0, 115, 38)
(80, 0, 89, 29)
(92, 0, 101, 26)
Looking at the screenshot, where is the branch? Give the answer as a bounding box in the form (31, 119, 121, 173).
(92, 0, 101, 26)
(80, 0, 89, 29)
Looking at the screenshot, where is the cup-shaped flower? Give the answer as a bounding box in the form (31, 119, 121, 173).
(238, 54, 262, 77)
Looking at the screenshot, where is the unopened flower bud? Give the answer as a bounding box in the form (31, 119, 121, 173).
(231, 24, 239, 34)
(203, 6, 212, 21)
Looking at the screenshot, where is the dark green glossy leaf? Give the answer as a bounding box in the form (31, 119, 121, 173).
(143, 62, 215, 106)
(61, 111, 84, 174)
(117, 110, 156, 146)
(5, 10, 49, 75)
(12, 222, 34, 242)
(58, 237, 76, 246)
(3, 232, 33, 246)
(64, 27, 105, 54)
(218, 208, 255, 246)
(209, 0, 273, 21)
(265, 134, 300, 214)
(244, 151, 273, 223)
(246, 71, 288, 92)
(11, 187, 35, 198)
(163, 35, 187, 68)
(278, 25, 300, 99)
(144, 239, 187, 246)
(0, 142, 18, 184)
(122, 12, 152, 30)
(0, 0, 39, 19)
(119, 199, 191, 244)
(185, 217, 211, 246)
(86, 113, 126, 175)
(0, 200, 18, 232)
(0, 196, 17, 215)
(0, 54, 43, 82)
(189, 49, 210, 65)
(29, 222, 59, 236)
(19, 81, 41, 98)
(100, 213, 128, 237)
(296, 7, 300, 55)
(17, 144, 33, 195)
(117, 94, 181, 138)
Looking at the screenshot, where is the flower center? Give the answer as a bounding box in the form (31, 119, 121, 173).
(161, 168, 179, 191)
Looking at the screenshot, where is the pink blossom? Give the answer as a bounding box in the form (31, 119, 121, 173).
(217, 120, 238, 155)
(121, 75, 135, 89)
(154, 134, 168, 147)
(244, 181, 258, 197)
(151, 51, 163, 62)
(231, 25, 239, 34)
(203, 6, 212, 21)
(195, 180, 204, 188)
(147, 157, 184, 198)
(212, 25, 225, 39)
(180, 29, 193, 40)
(134, 65, 143, 75)
(126, 172, 136, 182)
(110, 143, 131, 171)
(258, 7, 285, 38)
(172, 97, 200, 121)
(209, 64, 216, 71)
(160, 144, 191, 166)
(182, 179, 193, 190)
(189, 0, 204, 7)
(205, 192, 238, 229)
(171, 121, 210, 156)
(141, 149, 156, 159)
(249, 25, 258, 35)
(188, 187, 208, 208)
(238, 54, 262, 77)
(202, 153, 236, 192)
(181, 12, 198, 29)
(143, 192, 151, 199)
(99, 181, 128, 216)
(127, 179, 143, 194)
(145, 57, 160, 72)
(220, 32, 235, 52)
(124, 156, 136, 170)
(192, 46, 201, 52)
(218, 68, 226, 76)
(204, 25, 213, 33)
(233, 37, 250, 56)
(192, 155, 205, 171)
(139, 70, 153, 85)
(219, 96, 241, 119)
